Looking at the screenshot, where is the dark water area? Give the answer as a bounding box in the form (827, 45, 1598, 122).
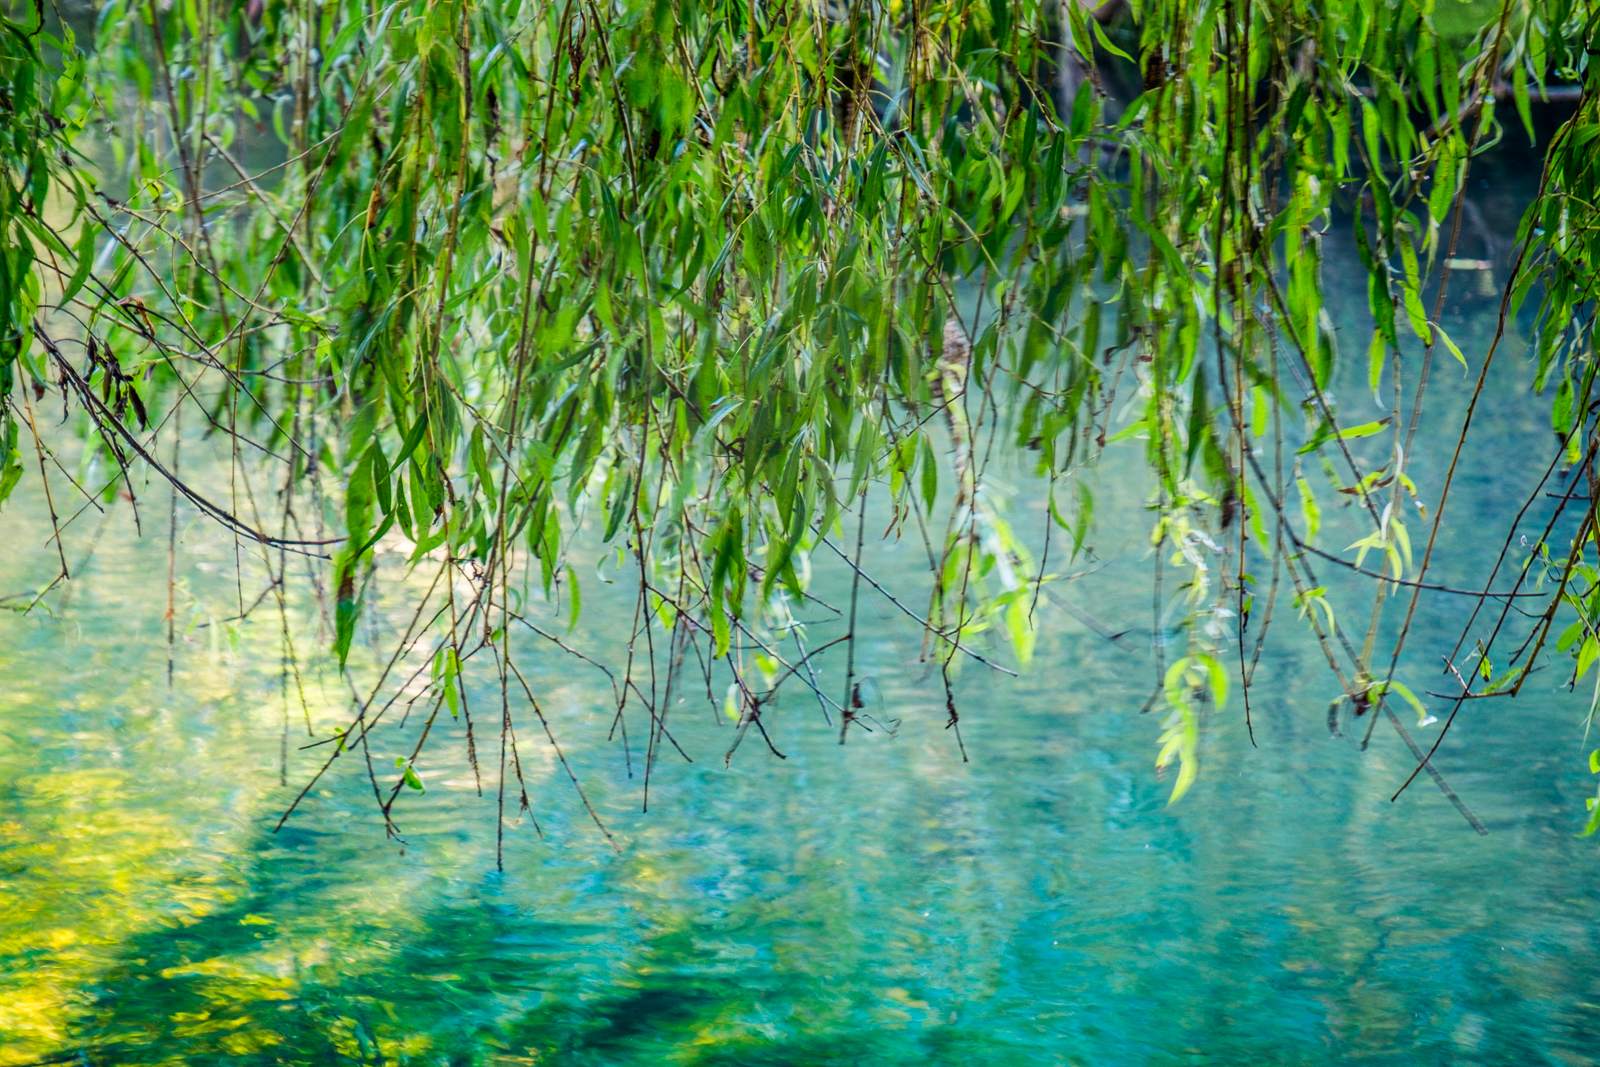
(3, 111, 1600, 1066)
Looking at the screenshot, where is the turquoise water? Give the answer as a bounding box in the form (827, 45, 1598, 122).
(4, 148, 1599, 1065)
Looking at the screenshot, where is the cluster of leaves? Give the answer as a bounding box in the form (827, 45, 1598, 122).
(0, 0, 1598, 838)
(0, 15, 88, 518)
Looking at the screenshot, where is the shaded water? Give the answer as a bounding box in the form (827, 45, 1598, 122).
(4, 140, 1599, 1065)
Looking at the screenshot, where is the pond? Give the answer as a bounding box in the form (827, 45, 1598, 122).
(2, 124, 1597, 1066)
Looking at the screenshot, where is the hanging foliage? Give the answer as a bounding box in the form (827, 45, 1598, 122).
(0, 0, 1595, 848)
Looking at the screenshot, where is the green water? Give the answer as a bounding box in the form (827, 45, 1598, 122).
(4, 149, 1599, 1066)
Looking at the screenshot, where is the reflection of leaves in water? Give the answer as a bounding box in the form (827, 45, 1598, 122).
(65, 868, 1010, 1067)
(67, 828, 485, 1063)
(0, 762, 239, 1058)
(495, 943, 1023, 1066)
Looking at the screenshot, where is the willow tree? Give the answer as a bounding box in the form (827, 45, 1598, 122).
(0, 0, 1593, 850)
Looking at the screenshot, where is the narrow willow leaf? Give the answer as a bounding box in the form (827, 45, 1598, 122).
(1431, 321, 1468, 371)
(1367, 331, 1386, 400)
(1373, 679, 1434, 727)
(1297, 476, 1321, 544)
(1577, 637, 1599, 684)
(60, 223, 94, 305)
(1399, 237, 1430, 338)
(1297, 416, 1391, 454)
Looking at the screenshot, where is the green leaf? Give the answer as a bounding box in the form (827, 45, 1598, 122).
(566, 564, 582, 632)
(1481, 666, 1524, 696)
(1373, 679, 1433, 727)
(1431, 321, 1468, 371)
(396, 758, 425, 791)
(333, 564, 359, 670)
(1513, 63, 1535, 146)
(1090, 16, 1133, 62)
(1559, 620, 1586, 653)
(60, 222, 94, 305)
(1106, 418, 1147, 444)
(0, 445, 22, 510)
(1577, 636, 1599, 684)
(1297, 417, 1392, 454)
(1297, 475, 1320, 544)
(1400, 257, 1431, 340)
(1368, 331, 1386, 401)
(1197, 652, 1228, 712)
